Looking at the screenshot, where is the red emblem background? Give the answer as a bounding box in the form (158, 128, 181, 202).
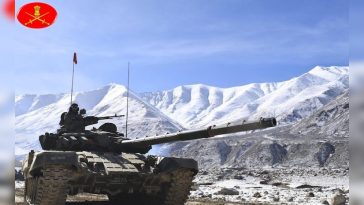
(17, 2, 57, 29)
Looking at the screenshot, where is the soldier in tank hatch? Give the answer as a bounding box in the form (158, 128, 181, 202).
(60, 103, 99, 132)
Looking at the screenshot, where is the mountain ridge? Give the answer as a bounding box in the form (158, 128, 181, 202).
(140, 66, 348, 127)
(15, 66, 348, 157)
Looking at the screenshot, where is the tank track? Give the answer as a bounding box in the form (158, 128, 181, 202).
(25, 165, 71, 205)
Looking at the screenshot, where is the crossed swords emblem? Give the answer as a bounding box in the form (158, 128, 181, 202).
(25, 5, 50, 26)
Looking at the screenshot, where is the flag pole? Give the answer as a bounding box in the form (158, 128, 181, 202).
(125, 62, 130, 138)
(70, 61, 75, 105)
(71, 52, 77, 105)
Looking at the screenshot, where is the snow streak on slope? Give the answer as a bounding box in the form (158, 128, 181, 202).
(140, 66, 348, 128)
(15, 84, 183, 156)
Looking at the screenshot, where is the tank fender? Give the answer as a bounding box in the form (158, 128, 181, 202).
(29, 151, 79, 175)
(156, 157, 198, 174)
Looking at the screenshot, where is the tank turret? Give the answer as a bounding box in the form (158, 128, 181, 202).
(39, 117, 276, 154)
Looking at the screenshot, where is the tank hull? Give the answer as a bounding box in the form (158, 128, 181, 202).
(22, 150, 198, 205)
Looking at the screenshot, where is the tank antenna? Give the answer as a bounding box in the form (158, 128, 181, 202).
(125, 62, 130, 138)
(70, 52, 77, 105)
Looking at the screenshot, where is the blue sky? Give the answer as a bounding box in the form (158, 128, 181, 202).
(1, 0, 348, 94)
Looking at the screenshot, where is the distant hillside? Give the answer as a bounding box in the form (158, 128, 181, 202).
(15, 66, 348, 162)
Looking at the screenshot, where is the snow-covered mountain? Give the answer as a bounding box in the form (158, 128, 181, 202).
(15, 84, 183, 156)
(141, 66, 348, 128)
(169, 89, 349, 169)
(15, 66, 348, 157)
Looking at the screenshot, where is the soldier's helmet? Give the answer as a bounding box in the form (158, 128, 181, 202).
(70, 103, 79, 113)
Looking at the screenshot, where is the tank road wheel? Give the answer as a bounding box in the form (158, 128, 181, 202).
(25, 165, 71, 205)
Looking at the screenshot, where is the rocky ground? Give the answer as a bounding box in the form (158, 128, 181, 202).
(189, 167, 348, 205)
(15, 166, 348, 205)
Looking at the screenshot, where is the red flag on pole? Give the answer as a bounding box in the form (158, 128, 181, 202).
(73, 52, 77, 64)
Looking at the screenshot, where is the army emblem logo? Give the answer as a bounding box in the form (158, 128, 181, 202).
(17, 2, 57, 29)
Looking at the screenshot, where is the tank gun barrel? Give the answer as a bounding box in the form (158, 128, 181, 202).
(41, 117, 276, 154)
(121, 117, 276, 147)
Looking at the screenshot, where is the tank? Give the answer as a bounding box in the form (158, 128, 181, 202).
(22, 105, 277, 205)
